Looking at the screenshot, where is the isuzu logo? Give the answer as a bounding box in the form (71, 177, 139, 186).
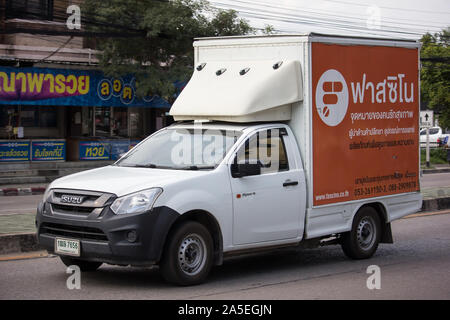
(60, 195, 84, 204)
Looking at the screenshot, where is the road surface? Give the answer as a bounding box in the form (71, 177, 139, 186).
(0, 213, 449, 300)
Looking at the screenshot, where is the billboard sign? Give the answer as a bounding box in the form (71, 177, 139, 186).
(0, 67, 170, 108)
(312, 43, 420, 206)
(31, 140, 66, 161)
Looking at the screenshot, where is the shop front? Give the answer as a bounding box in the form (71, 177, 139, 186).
(0, 66, 172, 162)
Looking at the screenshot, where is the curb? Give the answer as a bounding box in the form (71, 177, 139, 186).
(0, 197, 449, 257)
(0, 187, 46, 196)
(0, 233, 42, 255)
(421, 196, 450, 211)
(422, 168, 450, 174)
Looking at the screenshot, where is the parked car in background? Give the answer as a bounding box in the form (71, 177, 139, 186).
(420, 127, 450, 147)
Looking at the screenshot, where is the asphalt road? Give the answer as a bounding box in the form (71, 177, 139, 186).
(0, 172, 449, 215)
(0, 195, 42, 215)
(420, 172, 450, 188)
(0, 213, 449, 300)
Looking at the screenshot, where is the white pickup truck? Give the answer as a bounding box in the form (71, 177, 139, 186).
(36, 34, 423, 285)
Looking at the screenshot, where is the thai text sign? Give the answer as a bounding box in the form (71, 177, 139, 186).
(0, 140, 31, 161)
(312, 43, 420, 206)
(32, 140, 66, 161)
(79, 140, 140, 160)
(79, 141, 110, 160)
(0, 67, 170, 108)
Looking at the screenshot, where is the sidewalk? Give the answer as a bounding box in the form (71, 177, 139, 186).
(422, 163, 450, 174)
(0, 183, 47, 196)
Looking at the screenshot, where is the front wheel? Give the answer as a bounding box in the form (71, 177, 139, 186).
(160, 221, 214, 286)
(341, 207, 381, 259)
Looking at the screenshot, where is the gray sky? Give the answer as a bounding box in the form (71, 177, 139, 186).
(210, 0, 450, 39)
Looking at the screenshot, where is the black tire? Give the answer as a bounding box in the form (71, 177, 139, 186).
(160, 221, 214, 286)
(60, 256, 103, 272)
(341, 206, 381, 259)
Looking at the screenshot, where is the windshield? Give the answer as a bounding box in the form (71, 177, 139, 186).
(115, 127, 242, 170)
(420, 128, 440, 135)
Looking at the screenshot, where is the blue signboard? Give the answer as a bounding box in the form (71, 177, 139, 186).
(0, 140, 31, 161)
(0, 66, 170, 108)
(110, 141, 131, 160)
(31, 140, 66, 161)
(78, 140, 141, 161)
(79, 141, 110, 160)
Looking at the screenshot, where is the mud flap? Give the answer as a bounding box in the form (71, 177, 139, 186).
(380, 223, 394, 244)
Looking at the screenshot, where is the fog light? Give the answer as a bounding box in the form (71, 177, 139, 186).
(126, 230, 138, 243)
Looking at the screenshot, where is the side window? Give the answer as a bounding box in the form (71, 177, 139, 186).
(429, 128, 439, 135)
(235, 129, 289, 174)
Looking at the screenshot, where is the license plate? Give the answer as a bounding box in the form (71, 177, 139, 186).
(55, 238, 80, 257)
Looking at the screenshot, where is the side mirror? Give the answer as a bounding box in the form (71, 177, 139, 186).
(231, 161, 262, 178)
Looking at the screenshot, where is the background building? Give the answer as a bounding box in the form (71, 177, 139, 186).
(0, 0, 173, 162)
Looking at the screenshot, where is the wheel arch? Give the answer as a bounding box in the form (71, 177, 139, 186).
(353, 202, 393, 244)
(164, 209, 224, 266)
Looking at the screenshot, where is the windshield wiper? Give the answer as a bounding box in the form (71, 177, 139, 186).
(118, 163, 158, 168)
(177, 165, 216, 170)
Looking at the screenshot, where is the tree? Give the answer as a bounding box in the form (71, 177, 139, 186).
(420, 28, 450, 129)
(82, 0, 254, 99)
(261, 24, 276, 35)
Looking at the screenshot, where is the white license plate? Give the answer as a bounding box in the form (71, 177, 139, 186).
(55, 238, 80, 256)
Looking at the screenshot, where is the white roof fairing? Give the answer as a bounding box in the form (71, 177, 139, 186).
(169, 60, 303, 122)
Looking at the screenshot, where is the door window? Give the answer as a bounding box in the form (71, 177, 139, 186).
(235, 129, 289, 174)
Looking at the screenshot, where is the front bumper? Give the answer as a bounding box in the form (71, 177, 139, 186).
(36, 201, 179, 266)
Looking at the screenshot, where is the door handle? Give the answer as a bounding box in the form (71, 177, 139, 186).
(283, 180, 298, 187)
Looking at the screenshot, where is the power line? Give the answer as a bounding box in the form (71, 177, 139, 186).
(209, 0, 449, 38)
(322, 0, 450, 15)
(221, 0, 449, 30)
(210, 1, 427, 37)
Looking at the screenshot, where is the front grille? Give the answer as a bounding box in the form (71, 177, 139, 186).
(40, 222, 108, 242)
(51, 204, 95, 215)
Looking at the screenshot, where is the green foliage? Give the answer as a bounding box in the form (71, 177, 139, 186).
(261, 24, 276, 35)
(420, 147, 448, 165)
(82, 0, 254, 99)
(420, 28, 450, 129)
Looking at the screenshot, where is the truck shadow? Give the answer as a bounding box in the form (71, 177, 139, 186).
(69, 244, 379, 290)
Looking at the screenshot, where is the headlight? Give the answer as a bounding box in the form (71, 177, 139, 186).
(110, 188, 163, 215)
(43, 187, 52, 202)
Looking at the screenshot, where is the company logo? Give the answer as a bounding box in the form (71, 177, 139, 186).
(315, 69, 349, 127)
(60, 195, 84, 204)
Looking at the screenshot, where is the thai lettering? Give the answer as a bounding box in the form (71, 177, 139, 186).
(55, 74, 66, 94)
(350, 109, 414, 124)
(0, 72, 15, 92)
(0, 71, 89, 95)
(351, 73, 414, 104)
(17, 72, 27, 92)
(101, 81, 110, 96)
(34, 147, 64, 158)
(27, 73, 45, 93)
(44, 74, 55, 93)
(66, 75, 77, 94)
(78, 76, 89, 95)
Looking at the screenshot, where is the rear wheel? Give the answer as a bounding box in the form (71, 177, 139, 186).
(160, 221, 213, 286)
(341, 207, 381, 259)
(60, 256, 103, 272)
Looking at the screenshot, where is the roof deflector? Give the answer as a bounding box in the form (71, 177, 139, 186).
(170, 60, 303, 122)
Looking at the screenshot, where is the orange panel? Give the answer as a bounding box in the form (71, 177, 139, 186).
(311, 43, 420, 206)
